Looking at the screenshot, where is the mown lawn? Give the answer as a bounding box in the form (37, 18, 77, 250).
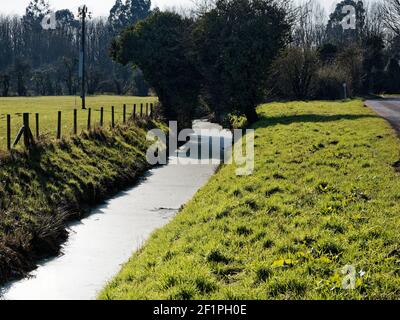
(0, 96, 157, 150)
(100, 100, 400, 300)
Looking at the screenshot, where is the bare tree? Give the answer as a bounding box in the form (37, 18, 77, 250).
(365, 2, 385, 37)
(293, 0, 327, 48)
(191, 0, 217, 17)
(381, 0, 400, 36)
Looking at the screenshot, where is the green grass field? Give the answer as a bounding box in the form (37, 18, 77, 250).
(100, 100, 400, 300)
(0, 96, 157, 150)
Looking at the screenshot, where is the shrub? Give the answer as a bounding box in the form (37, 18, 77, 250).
(269, 47, 320, 99)
(315, 64, 351, 99)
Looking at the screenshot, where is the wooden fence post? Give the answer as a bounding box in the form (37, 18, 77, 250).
(87, 108, 91, 130)
(146, 103, 149, 117)
(35, 113, 39, 139)
(100, 107, 104, 127)
(23, 113, 32, 147)
(111, 106, 115, 128)
(133, 104, 136, 119)
(57, 111, 62, 139)
(73, 109, 77, 135)
(7, 114, 11, 151)
(140, 104, 143, 117)
(150, 103, 154, 118)
(123, 104, 126, 124)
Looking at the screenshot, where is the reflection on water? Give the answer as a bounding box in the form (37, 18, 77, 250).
(0, 121, 231, 300)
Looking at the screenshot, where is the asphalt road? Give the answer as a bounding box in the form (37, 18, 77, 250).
(365, 97, 400, 133)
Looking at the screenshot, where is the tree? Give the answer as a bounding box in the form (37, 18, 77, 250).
(0, 1, 155, 97)
(364, 2, 385, 37)
(0, 73, 10, 97)
(315, 64, 351, 99)
(13, 60, 31, 96)
(56, 9, 79, 29)
(60, 57, 78, 95)
(32, 70, 46, 95)
(86, 66, 102, 95)
(326, 0, 366, 44)
(335, 44, 364, 93)
(381, 0, 400, 36)
(293, 0, 327, 48)
(191, 0, 292, 123)
(318, 43, 338, 63)
(192, 0, 217, 16)
(385, 56, 400, 93)
(23, 0, 52, 67)
(110, 11, 201, 126)
(109, 0, 129, 33)
(23, 0, 51, 28)
(132, 69, 149, 96)
(270, 47, 319, 99)
(108, 0, 151, 34)
(362, 34, 385, 93)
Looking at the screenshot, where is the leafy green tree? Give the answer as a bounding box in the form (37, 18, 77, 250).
(56, 9, 79, 29)
(108, 0, 151, 34)
(23, 0, 51, 29)
(326, 0, 365, 44)
(109, 0, 126, 33)
(110, 11, 201, 126)
(191, 0, 292, 123)
(362, 34, 385, 93)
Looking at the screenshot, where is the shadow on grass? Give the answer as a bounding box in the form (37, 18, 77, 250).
(253, 113, 378, 129)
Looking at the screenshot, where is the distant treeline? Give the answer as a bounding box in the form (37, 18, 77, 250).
(270, 0, 400, 100)
(0, 0, 152, 97)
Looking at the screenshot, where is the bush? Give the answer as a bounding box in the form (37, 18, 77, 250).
(269, 47, 320, 100)
(335, 45, 363, 94)
(222, 113, 248, 130)
(315, 64, 351, 99)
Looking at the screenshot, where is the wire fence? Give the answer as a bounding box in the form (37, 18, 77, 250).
(1, 103, 155, 151)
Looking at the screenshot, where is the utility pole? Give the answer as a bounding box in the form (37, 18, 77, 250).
(78, 5, 88, 110)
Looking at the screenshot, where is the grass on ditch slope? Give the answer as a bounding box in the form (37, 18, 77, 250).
(0, 117, 166, 285)
(0, 96, 157, 150)
(100, 100, 400, 300)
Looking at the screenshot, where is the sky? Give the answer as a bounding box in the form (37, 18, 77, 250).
(0, 0, 341, 17)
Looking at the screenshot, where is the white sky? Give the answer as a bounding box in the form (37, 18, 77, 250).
(0, 0, 341, 17)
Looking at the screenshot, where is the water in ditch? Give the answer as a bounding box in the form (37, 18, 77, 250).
(1, 121, 231, 300)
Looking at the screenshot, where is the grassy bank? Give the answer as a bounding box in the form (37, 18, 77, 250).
(100, 100, 400, 300)
(0, 96, 157, 150)
(0, 117, 166, 285)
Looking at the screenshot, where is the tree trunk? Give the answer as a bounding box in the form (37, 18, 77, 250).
(245, 107, 259, 124)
